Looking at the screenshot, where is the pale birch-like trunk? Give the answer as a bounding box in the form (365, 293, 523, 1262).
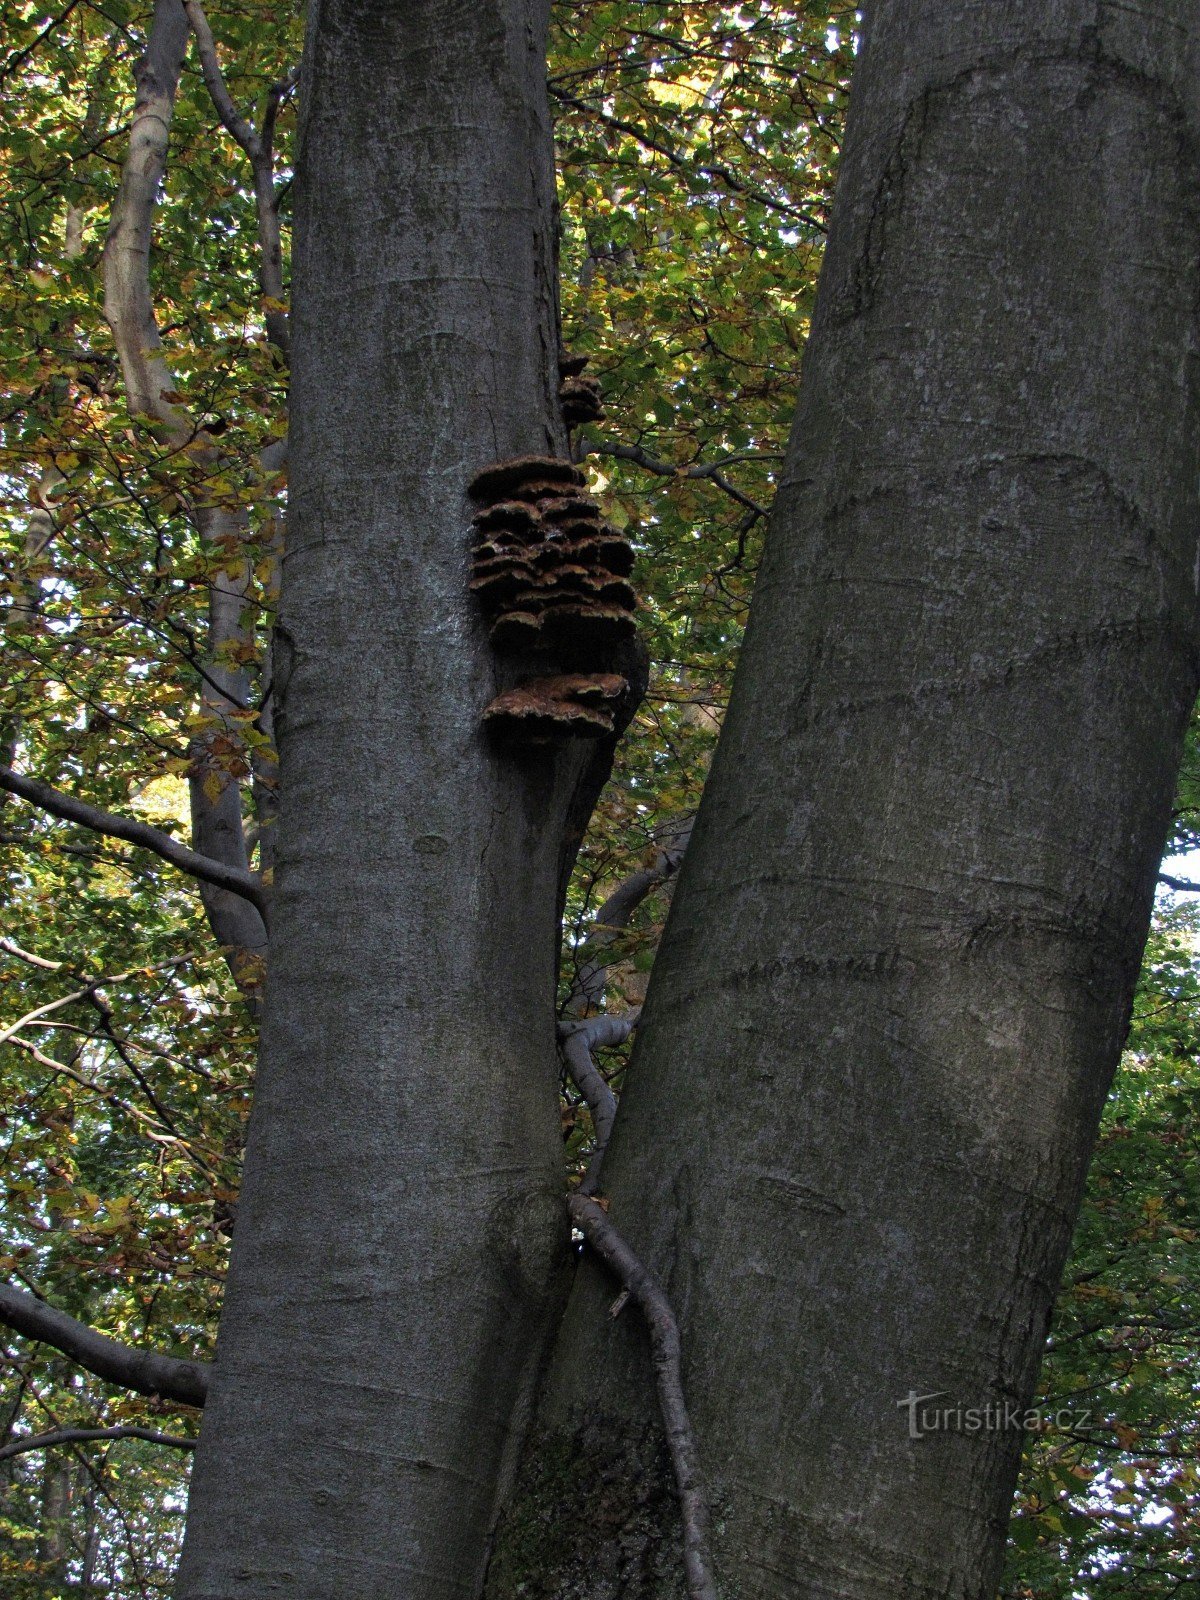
(103, 0, 268, 993)
(487, 4, 1200, 1597)
(176, 2, 620, 1595)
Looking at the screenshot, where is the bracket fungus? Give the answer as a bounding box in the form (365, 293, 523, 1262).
(481, 673, 628, 745)
(467, 454, 639, 745)
(558, 351, 604, 428)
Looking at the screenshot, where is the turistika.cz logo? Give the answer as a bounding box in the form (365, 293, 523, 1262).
(897, 1390, 1093, 1441)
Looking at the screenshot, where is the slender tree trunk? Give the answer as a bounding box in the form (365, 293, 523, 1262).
(487, 5, 1200, 1597)
(177, 2, 624, 1595)
(37, 1457, 72, 1581)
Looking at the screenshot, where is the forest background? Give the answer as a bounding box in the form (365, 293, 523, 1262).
(0, 1, 1196, 1594)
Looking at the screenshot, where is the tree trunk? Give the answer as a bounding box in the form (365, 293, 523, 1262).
(487, 4, 1200, 1597)
(176, 3, 621, 1595)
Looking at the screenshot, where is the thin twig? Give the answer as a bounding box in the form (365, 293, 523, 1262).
(584, 441, 770, 521)
(0, 956, 187, 1050)
(552, 86, 826, 234)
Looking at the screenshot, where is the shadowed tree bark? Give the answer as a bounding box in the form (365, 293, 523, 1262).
(485, 3, 1200, 1597)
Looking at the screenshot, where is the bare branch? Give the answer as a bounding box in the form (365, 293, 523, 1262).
(102, 0, 191, 429)
(0, 958, 184, 1049)
(559, 1011, 715, 1599)
(552, 85, 826, 234)
(183, 0, 290, 359)
(182, 0, 259, 158)
(0, 936, 64, 971)
(568, 1194, 718, 1600)
(0, 1424, 197, 1462)
(0, 764, 269, 920)
(0, 0, 84, 85)
(567, 818, 692, 1013)
(10, 1035, 219, 1178)
(582, 440, 770, 521)
(558, 1011, 639, 1194)
(1157, 871, 1200, 893)
(100, 1, 273, 981)
(0, 1284, 209, 1408)
(261, 64, 301, 162)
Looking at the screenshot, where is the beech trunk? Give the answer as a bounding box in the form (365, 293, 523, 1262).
(175, 3, 608, 1595)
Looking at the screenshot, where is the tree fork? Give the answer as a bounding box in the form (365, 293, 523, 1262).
(488, 4, 1200, 1597)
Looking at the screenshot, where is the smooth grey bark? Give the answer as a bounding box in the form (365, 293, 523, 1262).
(488, 4, 1200, 1598)
(177, 3, 623, 1597)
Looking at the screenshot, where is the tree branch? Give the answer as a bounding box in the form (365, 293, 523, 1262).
(0, 961, 183, 1049)
(183, 0, 291, 359)
(0, 1423, 197, 1462)
(0, 1285, 209, 1408)
(0, 764, 269, 920)
(0, 935, 63, 971)
(101, 1, 273, 985)
(559, 1011, 639, 1193)
(1157, 871, 1200, 893)
(568, 1193, 718, 1600)
(552, 85, 826, 234)
(567, 818, 693, 1013)
(582, 441, 770, 521)
(182, 0, 259, 158)
(102, 0, 191, 429)
(560, 1011, 716, 1600)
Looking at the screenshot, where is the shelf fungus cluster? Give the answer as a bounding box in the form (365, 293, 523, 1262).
(468, 454, 637, 745)
(558, 352, 604, 429)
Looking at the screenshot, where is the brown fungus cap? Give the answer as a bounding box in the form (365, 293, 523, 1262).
(468, 455, 584, 503)
(482, 673, 629, 745)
